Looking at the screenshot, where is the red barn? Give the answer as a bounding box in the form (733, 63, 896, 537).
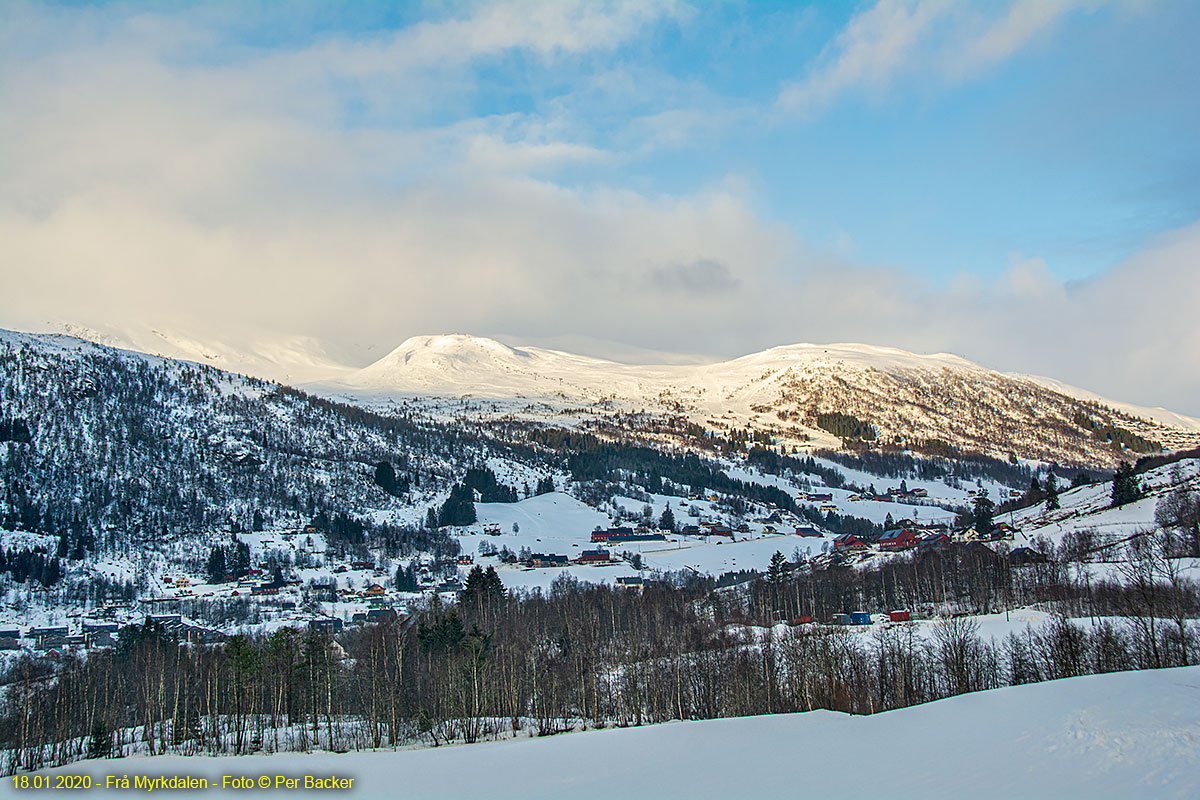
(878, 528, 918, 551)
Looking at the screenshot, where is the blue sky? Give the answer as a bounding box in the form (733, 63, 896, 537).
(2, 0, 1199, 413)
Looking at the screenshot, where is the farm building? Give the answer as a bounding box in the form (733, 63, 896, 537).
(591, 527, 634, 542)
(529, 553, 569, 568)
(607, 532, 668, 543)
(832, 533, 868, 552)
(309, 618, 344, 633)
(918, 532, 952, 551)
(878, 528, 918, 551)
(578, 549, 612, 564)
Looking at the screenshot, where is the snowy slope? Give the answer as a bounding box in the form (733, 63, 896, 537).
(1017, 372, 1200, 432)
(35, 666, 1200, 799)
(323, 334, 1200, 467)
(37, 321, 354, 385)
(1009, 457, 1200, 549)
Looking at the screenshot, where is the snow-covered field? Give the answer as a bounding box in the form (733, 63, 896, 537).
(32, 666, 1200, 799)
(459, 492, 834, 589)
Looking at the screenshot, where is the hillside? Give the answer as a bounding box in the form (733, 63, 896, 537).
(0, 329, 475, 551)
(326, 334, 1200, 468)
(33, 666, 1200, 799)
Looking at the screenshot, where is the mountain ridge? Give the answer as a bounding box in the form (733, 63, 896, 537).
(7, 326, 1198, 468)
(323, 332, 1200, 467)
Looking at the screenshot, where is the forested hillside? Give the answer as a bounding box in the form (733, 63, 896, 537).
(0, 332, 472, 555)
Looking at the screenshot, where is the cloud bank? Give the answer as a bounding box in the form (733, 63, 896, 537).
(1, 1, 1197, 415)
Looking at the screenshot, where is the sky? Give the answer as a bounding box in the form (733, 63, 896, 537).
(2, 0, 1199, 414)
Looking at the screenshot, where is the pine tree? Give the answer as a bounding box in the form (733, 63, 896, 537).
(973, 494, 996, 536)
(437, 484, 477, 527)
(374, 461, 398, 495)
(767, 551, 787, 586)
(206, 547, 227, 583)
(1111, 461, 1142, 508)
(1045, 472, 1060, 511)
(482, 566, 505, 599)
(460, 565, 487, 606)
(87, 719, 111, 760)
(659, 506, 676, 532)
(394, 562, 419, 592)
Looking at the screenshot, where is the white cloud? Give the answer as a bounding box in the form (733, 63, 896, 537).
(776, 0, 1104, 116)
(2, 0, 1196, 418)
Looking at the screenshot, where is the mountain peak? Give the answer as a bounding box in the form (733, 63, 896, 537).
(323, 332, 1200, 466)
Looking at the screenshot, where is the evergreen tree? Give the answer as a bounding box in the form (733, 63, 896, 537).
(228, 539, 251, 578)
(460, 565, 487, 606)
(437, 484, 477, 527)
(659, 506, 676, 532)
(767, 551, 788, 586)
(394, 562, 419, 592)
(374, 461, 398, 495)
(87, 719, 111, 760)
(1111, 461, 1142, 508)
(972, 494, 996, 536)
(1045, 472, 1060, 511)
(206, 546, 227, 583)
(483, 566, 505, 598)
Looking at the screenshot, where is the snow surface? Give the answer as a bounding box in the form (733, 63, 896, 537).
(33, 666, 1200, 799)
(323, 333, 1200, 441)
(1017, 372, 1200, 432)
(1009, 457, 1200, 549)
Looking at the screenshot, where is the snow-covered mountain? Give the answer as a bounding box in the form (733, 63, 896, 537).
(326, 334, 1200, 468)
(41, 321, 354, 385)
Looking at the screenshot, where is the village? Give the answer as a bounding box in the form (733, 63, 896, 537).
(0, 462, 1106, 663)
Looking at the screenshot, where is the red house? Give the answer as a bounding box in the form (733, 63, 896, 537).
(578, 549, 612, 564)
(878, 528, 918, 551)
(832, 533, 868, 551)
(918, 532, 952, 551)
